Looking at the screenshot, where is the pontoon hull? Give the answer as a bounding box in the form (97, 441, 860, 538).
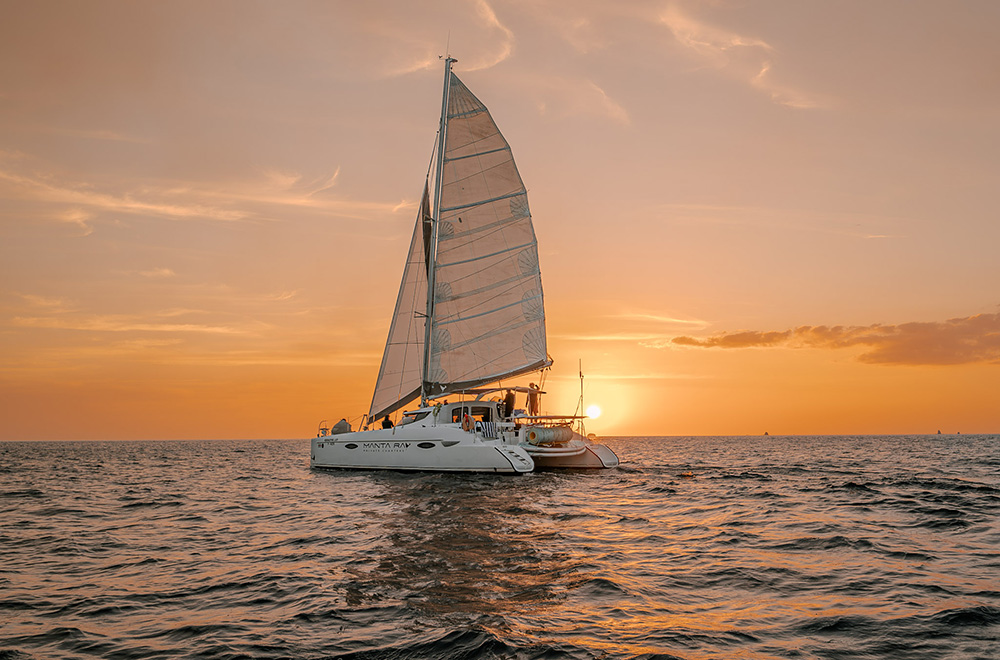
(525, 442, 620, 469)
(311, 427, 534, 473)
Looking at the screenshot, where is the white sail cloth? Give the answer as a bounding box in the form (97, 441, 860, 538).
(369, 73, 548, 421)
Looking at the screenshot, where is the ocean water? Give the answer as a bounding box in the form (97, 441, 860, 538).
(1, 435, 998, 660)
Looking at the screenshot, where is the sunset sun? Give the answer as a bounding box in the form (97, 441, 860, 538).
(586, 404, 602, 419)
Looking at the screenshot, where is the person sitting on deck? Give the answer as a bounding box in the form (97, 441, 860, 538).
(381, 415, 393, 429)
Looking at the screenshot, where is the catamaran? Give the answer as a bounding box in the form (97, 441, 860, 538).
(311, 57, 619, 473)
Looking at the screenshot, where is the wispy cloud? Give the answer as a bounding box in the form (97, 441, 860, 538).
(57, 208, 95, 236)
(372, 0, 514, 76)
(15, 293, 72, 310)
(265, 290, 299, 302)
(0, 170, 248, 222)
(661, 4, 772, 63)
(554, 332, 681, 342)
(672, 313, 1000, 366)
(554, 307, 708, 345)
(533, 75, 630, 125)
(660, 4, 822, 109)
(610, 311, 709, 327)
(3, 293, 255, 336)
(156, 349, 383, 368)
(751, 61, 821, 110)
(12, 314, 247, 335)
(0, 164, 405, 230)
(547, 371, 705, 381)
(654, 202, 907, 240)
(261, 168, 340, 197)
(138, 267, 176, 279)
(38, 126, 151, 144)
(542, 13, 607, 55)
(463, 0, 515, 71)
(585, 80, 630, 125)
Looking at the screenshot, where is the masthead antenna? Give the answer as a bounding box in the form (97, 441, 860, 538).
(438, 32, 457, 63)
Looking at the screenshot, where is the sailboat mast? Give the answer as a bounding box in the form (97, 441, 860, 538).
(421, 56, 456, 405)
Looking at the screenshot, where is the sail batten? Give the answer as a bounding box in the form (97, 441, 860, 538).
(436, 241, 535, 269)
(435, 274, 536, 305)
(438, 217, 520, 243)
(444, 146, 509, 162)
(441, 190, 524, 213)
(368, 67, 548, 419)
(437, 293, 543, 326)
(448, 109, 487, 119)
(424, 357, 551, 398)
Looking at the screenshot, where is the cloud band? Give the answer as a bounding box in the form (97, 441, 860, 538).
(672, 313, 1000, 366)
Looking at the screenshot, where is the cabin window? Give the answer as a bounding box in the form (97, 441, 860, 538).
(451, 406, 493, 423)
(399, 411, 430, 425)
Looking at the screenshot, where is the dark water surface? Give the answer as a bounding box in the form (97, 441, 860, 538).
(1, 435, 998, 659)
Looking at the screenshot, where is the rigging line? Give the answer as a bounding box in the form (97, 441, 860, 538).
(446, 124, 504, 151)
(437, 213, 527, 244)
(438, 235, 538, 276)
(434, 320, 537, 356)
(464, 331, 547, 375)
(435, 293, 542, 326)
(436, 254, 536, 288)
(448, 106, 487, 120)
(443, 146, 509, 162)
(435, 324, 543, 362)
(426, 365, 549, 394)
(433, 273, 534, 304)
(440, 158, 515, 196)
(433, 357, 552, 390)
(436, 263, 529, 287)
(435, 263, 536, 292)
(462, 346, 531, 378)
(436, 241, 534, 268)
(435, 279, 535, 320)
(441, 190, 523, 213)
(438, 210, 532, 252)
(441, 160, 515, 190)
(436, 280, 532, 317)
(444, 115, 514, 234)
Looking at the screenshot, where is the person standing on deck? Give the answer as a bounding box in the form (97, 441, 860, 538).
(528, 383, 540, 417)
(503, 390, 516, 418)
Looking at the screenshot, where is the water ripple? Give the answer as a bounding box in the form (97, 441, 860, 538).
(0, 435, 997, 659)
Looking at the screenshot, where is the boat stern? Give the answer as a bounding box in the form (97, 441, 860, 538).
(586, 442, 620, 468)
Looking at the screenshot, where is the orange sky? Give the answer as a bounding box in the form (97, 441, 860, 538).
(2, 1, 999, 440)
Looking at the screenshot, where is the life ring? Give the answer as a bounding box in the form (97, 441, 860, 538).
(461, 414, 472, 432)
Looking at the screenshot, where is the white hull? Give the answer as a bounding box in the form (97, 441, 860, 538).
(311, 403, 619, 473)
(311, 425, 533, 473)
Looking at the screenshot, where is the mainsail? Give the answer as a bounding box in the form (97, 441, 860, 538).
(369, 63, 549, 420)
